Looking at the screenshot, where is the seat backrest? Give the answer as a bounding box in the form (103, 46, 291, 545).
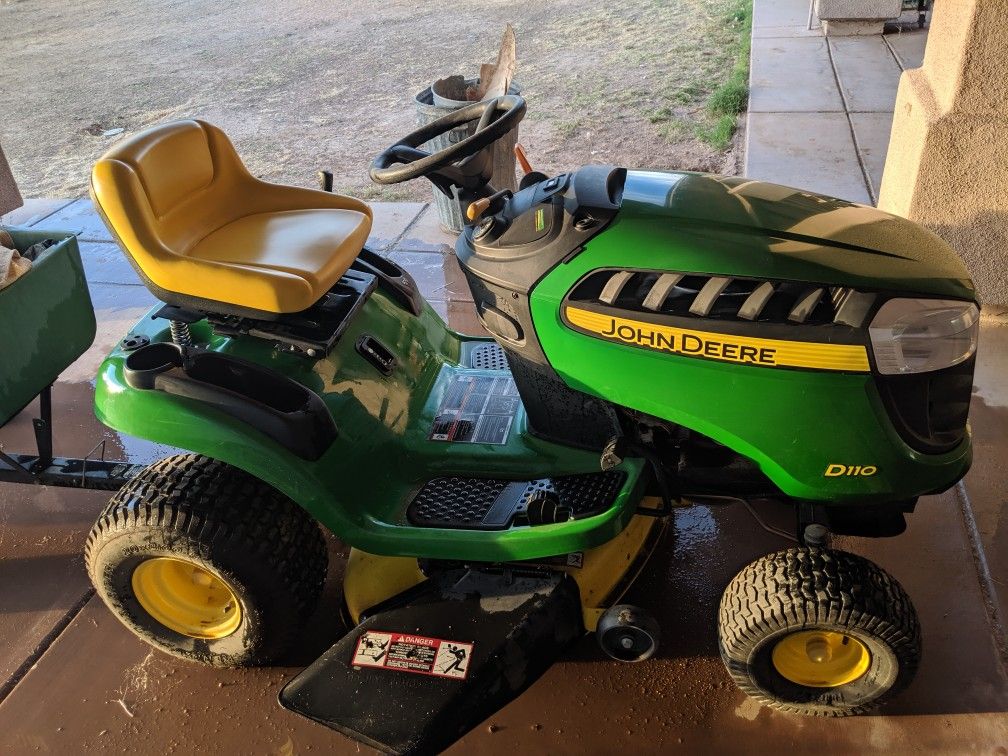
(90, 120, 258, 277)
(121, 120, 216, 219)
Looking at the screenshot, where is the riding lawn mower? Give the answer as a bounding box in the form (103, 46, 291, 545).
(0, 94, 978, 753)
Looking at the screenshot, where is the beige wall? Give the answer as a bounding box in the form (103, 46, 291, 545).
(878, 0, 1008, 305)
(0, 143, 23, 217)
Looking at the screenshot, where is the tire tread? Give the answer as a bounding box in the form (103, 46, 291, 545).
(717, 547, 920, 716)
(85, 454, 328, 665)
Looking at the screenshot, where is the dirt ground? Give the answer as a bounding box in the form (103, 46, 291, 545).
(0, 0, 744, 202)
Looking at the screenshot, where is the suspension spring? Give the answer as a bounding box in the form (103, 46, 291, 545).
(169, 320, 193, 346)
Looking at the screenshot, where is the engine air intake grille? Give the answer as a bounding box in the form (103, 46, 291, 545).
(570, 269, 856, 326)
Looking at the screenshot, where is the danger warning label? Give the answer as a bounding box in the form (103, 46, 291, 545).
(351, 631, 473, 680)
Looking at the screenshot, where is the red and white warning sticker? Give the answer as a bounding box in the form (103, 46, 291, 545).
(351, 631, 473, 680)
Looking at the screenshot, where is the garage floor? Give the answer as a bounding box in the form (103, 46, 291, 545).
(1, 199, 1007, 754)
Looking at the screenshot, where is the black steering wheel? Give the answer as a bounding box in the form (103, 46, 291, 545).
(370, 95, 526, 198)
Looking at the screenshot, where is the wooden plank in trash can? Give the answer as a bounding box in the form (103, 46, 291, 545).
(0, 143, 24, 217)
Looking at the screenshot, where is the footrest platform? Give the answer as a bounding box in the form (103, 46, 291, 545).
(406, 470, 627, 530)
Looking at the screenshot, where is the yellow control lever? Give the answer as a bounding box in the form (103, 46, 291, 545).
(466, 197, 492, 221)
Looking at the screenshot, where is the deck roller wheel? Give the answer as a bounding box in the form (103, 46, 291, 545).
(597, 604, 660, 662)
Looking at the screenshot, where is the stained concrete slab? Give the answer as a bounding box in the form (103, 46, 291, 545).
(0, 382, 127, 697)
(745, 112, 872, 203)
(849, 490, 1008, 721)
(37, 198, 113, 242)
(395, 203, 459, 252)
(850, 111, 895, 201)
(367, 201, 427, 251)
(78, 240, 143, 287)
(0, 541, 353, 755)
(429, 298, 488, 337)
(829, 36, 903, 113)
(0, 198, 73, 228)
(966, 320, 1008, 647)
(967, 405, 1008, 677)
(886, 29, 929, 70)
(751, 0, 819, 40)
(749, 37, 844, 113)
(0, 485, 100, 692)
(753, 0, 812, 29)
(387, 248, 473, 303)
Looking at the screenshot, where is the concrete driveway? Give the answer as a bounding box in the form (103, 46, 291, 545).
(1, 198, 1006, 753)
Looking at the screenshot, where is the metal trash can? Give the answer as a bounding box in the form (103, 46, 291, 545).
(414, 81, 521, 233)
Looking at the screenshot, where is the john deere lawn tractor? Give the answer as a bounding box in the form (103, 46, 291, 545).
(0, 95, 978, 752)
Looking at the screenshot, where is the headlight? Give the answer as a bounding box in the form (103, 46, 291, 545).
(869, 298, 979, 375)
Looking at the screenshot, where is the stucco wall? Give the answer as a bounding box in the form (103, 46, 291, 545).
(878, 0, 1008, 305)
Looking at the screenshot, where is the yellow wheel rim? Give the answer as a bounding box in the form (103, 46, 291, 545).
(131, 557, 242, 640)
(771, 630, 871, 687)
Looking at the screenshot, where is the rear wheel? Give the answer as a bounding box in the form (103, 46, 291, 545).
(718, 547, 920, 716)
(85, 454, 328, 667)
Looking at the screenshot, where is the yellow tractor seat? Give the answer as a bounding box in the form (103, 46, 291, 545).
(90, 119, 372, 318)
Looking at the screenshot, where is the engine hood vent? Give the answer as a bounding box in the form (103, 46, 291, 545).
(571, 268, 869, 327)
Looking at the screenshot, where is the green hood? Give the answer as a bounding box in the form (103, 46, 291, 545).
(606, 170, 975, 301)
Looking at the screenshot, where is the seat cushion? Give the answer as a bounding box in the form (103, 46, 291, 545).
(91, 120, 374, 317)
(188, 208, 370, 312)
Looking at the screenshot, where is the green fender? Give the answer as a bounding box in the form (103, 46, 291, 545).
(95, 293, 646, 561)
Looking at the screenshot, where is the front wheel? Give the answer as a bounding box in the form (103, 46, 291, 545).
(718, 547, 920, 716)
(85, 454, 329, 667)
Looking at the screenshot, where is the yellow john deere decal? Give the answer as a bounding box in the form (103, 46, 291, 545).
(564, 307, 870, 372)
